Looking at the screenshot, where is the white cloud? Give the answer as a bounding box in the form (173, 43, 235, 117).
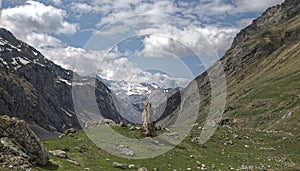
(98, 57, 189, 88)
(237, 18, 255, 28)
(234, 0, 285, 13)
(142, 35, 190, 58)
(25, 32, 64, 49)
(139, 25, 238, 58)
(0, 1, 79, 47)
(65, 0, 284, 59)
(0, 1, 79, 35)
(69, 0, 176, 26)
(40, 44, 189, 88)
(52, 0, 62, 6)
(41, 46, 109, 75)
(71, 3, 93, 13)
(182, 0, 285, 17)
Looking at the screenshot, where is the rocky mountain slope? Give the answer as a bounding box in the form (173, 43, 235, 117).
(159, 0, 300, 135)
(0, 28, 124, 138)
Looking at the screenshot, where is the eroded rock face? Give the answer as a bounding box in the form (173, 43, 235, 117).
(142, 102, 156, 137)
(0, 28, 125, 137)
(0, 115, 49, 168)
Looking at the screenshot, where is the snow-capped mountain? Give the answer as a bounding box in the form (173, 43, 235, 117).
(103, 79, 160, 96)
(97, 77, 181, 122)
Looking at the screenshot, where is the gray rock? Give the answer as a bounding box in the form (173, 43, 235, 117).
(224, 140, 233, 145)
(49, 150, 67, 158)
(64, 128, 77, 135)
(119, 120, 126, 127)
(138, 167, 148, 171)
(0, 115, 49, 167)
(282, 112, 292, 119)
(66, 159, 80, 166)
(118, 145, 135, 157)
(166, 132, 180, 139)
(128, 164, 136, 169)
(86, 119, 117, 128)
(232, 134, 240, 139)
(113, 162, 126, 170)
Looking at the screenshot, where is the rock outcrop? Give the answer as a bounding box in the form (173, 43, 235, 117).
(0, 115, 49, 169)
(142, 102, 156, 137)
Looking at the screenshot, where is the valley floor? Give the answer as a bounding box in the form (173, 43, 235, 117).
(38, 125, 300, 171)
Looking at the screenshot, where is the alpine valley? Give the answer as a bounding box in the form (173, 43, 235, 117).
(0, 0, 300, 170)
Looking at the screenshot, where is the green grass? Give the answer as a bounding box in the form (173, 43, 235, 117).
(37, 125, 300, 171)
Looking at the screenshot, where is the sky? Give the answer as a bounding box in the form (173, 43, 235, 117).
(0, 0, 285, 88)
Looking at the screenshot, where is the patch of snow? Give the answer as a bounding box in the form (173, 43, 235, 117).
(0, 58, 8, 65)
(0, 38, 22, 51)
(10, 57, 31, 68)
(57, 77, 72, 86)
(8, 44, 22, 52)
(14, 65, 21, 70)
(72, 82, 84, 86)
(33, 59, 45, 67)
(0, 38, 8, 45)
(60, 108, 73, 117)
(17, 57, 31, 65)
(32, 51, 38, 56)
(11, 58, 18, 65)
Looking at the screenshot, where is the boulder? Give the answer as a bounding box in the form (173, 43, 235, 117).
(117, 145, 135, 157)
(138, 167, 148, 171)
(128, 164, 136, 169)
(59, 128, 77, 138)
(0, 115, 49, 168)
(112, 162, 126, 170)
(119, 120, 126, 127)
(64, 128, 77, 135)
(49, 150, 67, 158)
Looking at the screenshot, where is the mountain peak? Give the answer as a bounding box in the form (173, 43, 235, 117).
(0, 28, 17, 42)
(233, 0, 300, 46)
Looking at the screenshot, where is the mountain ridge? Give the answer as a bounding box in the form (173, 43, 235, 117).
(0, 28, 125, 138)
(158, 0, 300, 133)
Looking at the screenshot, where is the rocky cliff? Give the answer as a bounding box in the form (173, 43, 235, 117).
(0, 28, 123, 138)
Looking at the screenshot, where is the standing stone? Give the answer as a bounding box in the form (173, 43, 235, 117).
(142, 102, 156, 137)
(119, 120, 126, 127)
